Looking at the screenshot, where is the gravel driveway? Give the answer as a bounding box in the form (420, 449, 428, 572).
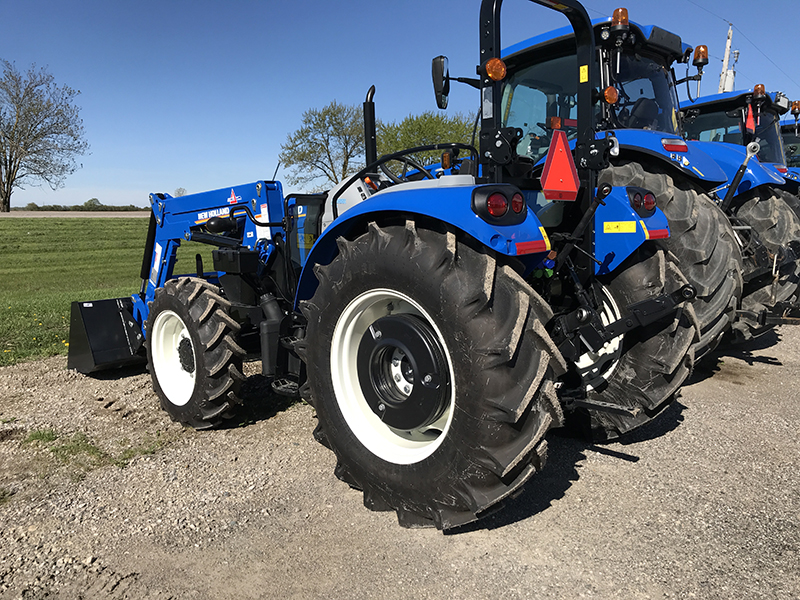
(1, 327, 798, 599)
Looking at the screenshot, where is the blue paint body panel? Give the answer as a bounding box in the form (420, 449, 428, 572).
(131, 181, 287, 331)
(293, 180, 552, 304)
(687, 141, 784, 196)
(502, 18, 691, 61)
(593, 189, 670, 276)
(612, 130, 728, 184)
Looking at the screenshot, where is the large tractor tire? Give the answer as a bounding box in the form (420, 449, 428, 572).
(146, 277, 246, 429)
(566, 244, 699, 441)
(729, 187, 800, 341)
(599, 161, 743, 360)
(298, 221, 565, 530)
(775, 187, 800, 222)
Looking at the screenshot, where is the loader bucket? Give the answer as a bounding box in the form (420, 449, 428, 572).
(67, 297, 146, 374)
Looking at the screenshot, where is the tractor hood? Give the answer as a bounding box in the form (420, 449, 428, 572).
(689, 140, 784, 197)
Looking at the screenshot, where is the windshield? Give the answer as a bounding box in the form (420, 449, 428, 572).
(500, 49, 680, 157)
(683, 108, 786, 165)
(782, 128, 800, 168)
(606, 52, 680, 135)
(500, 54, 580, 161)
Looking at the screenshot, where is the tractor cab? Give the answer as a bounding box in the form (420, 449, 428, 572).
(499, 8, 692, 144)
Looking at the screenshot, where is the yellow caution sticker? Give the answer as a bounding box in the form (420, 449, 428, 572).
(603, 221, 637, 234)
(539, 226, 551, 251)
(580, 65, 589, 83)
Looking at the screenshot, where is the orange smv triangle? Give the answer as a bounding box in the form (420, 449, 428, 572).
(745, 104, 756, 134)
(540, 129, 580, 201)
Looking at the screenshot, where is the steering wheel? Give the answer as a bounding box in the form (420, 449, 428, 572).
(379, 154, 435, 184)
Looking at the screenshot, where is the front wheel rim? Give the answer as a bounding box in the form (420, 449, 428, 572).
(330, 289, 455, 465)
(151, 310, 196, 406)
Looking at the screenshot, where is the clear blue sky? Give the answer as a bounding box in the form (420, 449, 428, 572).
(3, 0, 798, 208)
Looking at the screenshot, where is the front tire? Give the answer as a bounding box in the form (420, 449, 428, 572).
(300, 221, 565, 530)
(146, 278, 245, 429)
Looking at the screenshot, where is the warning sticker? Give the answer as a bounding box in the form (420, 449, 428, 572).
(603, 221, 637, 234)
(579, 65, 589, 83)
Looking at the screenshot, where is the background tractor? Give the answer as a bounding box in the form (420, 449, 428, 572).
(681, 86, 800, 338)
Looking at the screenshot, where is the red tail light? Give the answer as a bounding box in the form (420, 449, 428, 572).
(511, 192, 525, 213)
(487, 193, 508, 217)
(661, 138, 688, 152)
(643, 192, 657, 211)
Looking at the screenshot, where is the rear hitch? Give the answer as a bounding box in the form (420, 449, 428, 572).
(552, 284, 697, 363)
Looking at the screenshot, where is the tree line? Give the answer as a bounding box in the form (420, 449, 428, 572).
(16, 197, 148, 212)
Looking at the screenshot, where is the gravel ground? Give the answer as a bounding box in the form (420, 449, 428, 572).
(0, 328, 798, 599)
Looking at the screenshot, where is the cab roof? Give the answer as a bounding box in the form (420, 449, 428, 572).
(502, 16, 691, 65)
(681, 90, 790, 115)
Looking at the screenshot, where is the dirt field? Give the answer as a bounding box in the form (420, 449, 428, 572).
(0, 327, 798, 599)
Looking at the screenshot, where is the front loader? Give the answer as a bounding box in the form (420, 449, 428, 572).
(70, 0, 696, 529)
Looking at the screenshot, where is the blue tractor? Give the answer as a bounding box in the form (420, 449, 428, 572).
(69, 0, 697, 529)
(681, 86, 800, 338)
(446, 6, 743, 360)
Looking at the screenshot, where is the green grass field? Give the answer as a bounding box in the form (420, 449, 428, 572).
(0, 217, 213, 367)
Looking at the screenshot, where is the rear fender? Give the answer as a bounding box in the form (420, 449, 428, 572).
(294, 180, 551, 305)
(594, 186, 669, 276)
(539, 130, 728, 183)
(612, 129, 728, 183)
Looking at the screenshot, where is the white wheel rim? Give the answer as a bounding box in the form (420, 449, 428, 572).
(151, 310, 196, 406)
(574, 286, 624, 391)
(330, 289, 455, 465)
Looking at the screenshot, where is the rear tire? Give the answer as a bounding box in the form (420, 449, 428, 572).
(566, 244, 698, 441)
(729, 187, 800, 341)
(299, 221, 565, 530)
(599, 161, 743, 359)
(146, 278, 245, 429)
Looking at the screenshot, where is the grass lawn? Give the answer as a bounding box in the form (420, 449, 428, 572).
(0, 217, 213, 366)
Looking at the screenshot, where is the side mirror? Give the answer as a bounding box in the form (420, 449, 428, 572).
(432, 56, 450, 109)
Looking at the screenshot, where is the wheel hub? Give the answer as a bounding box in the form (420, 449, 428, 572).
(178, 337, 195, 374)
(357, 314, 449, 430)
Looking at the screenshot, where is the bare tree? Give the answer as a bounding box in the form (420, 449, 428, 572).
(0, 60, 89, 212)
(173, 187, 187, 197)
(278, 101, 364, 191)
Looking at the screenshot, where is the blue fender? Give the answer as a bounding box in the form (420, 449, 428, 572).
(611, 130, 728, 184)
(538, 130, 729, 184)
(687, 141, 784, 197)
(294, 181, 552, 305)
(593, 187, 670, 276)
